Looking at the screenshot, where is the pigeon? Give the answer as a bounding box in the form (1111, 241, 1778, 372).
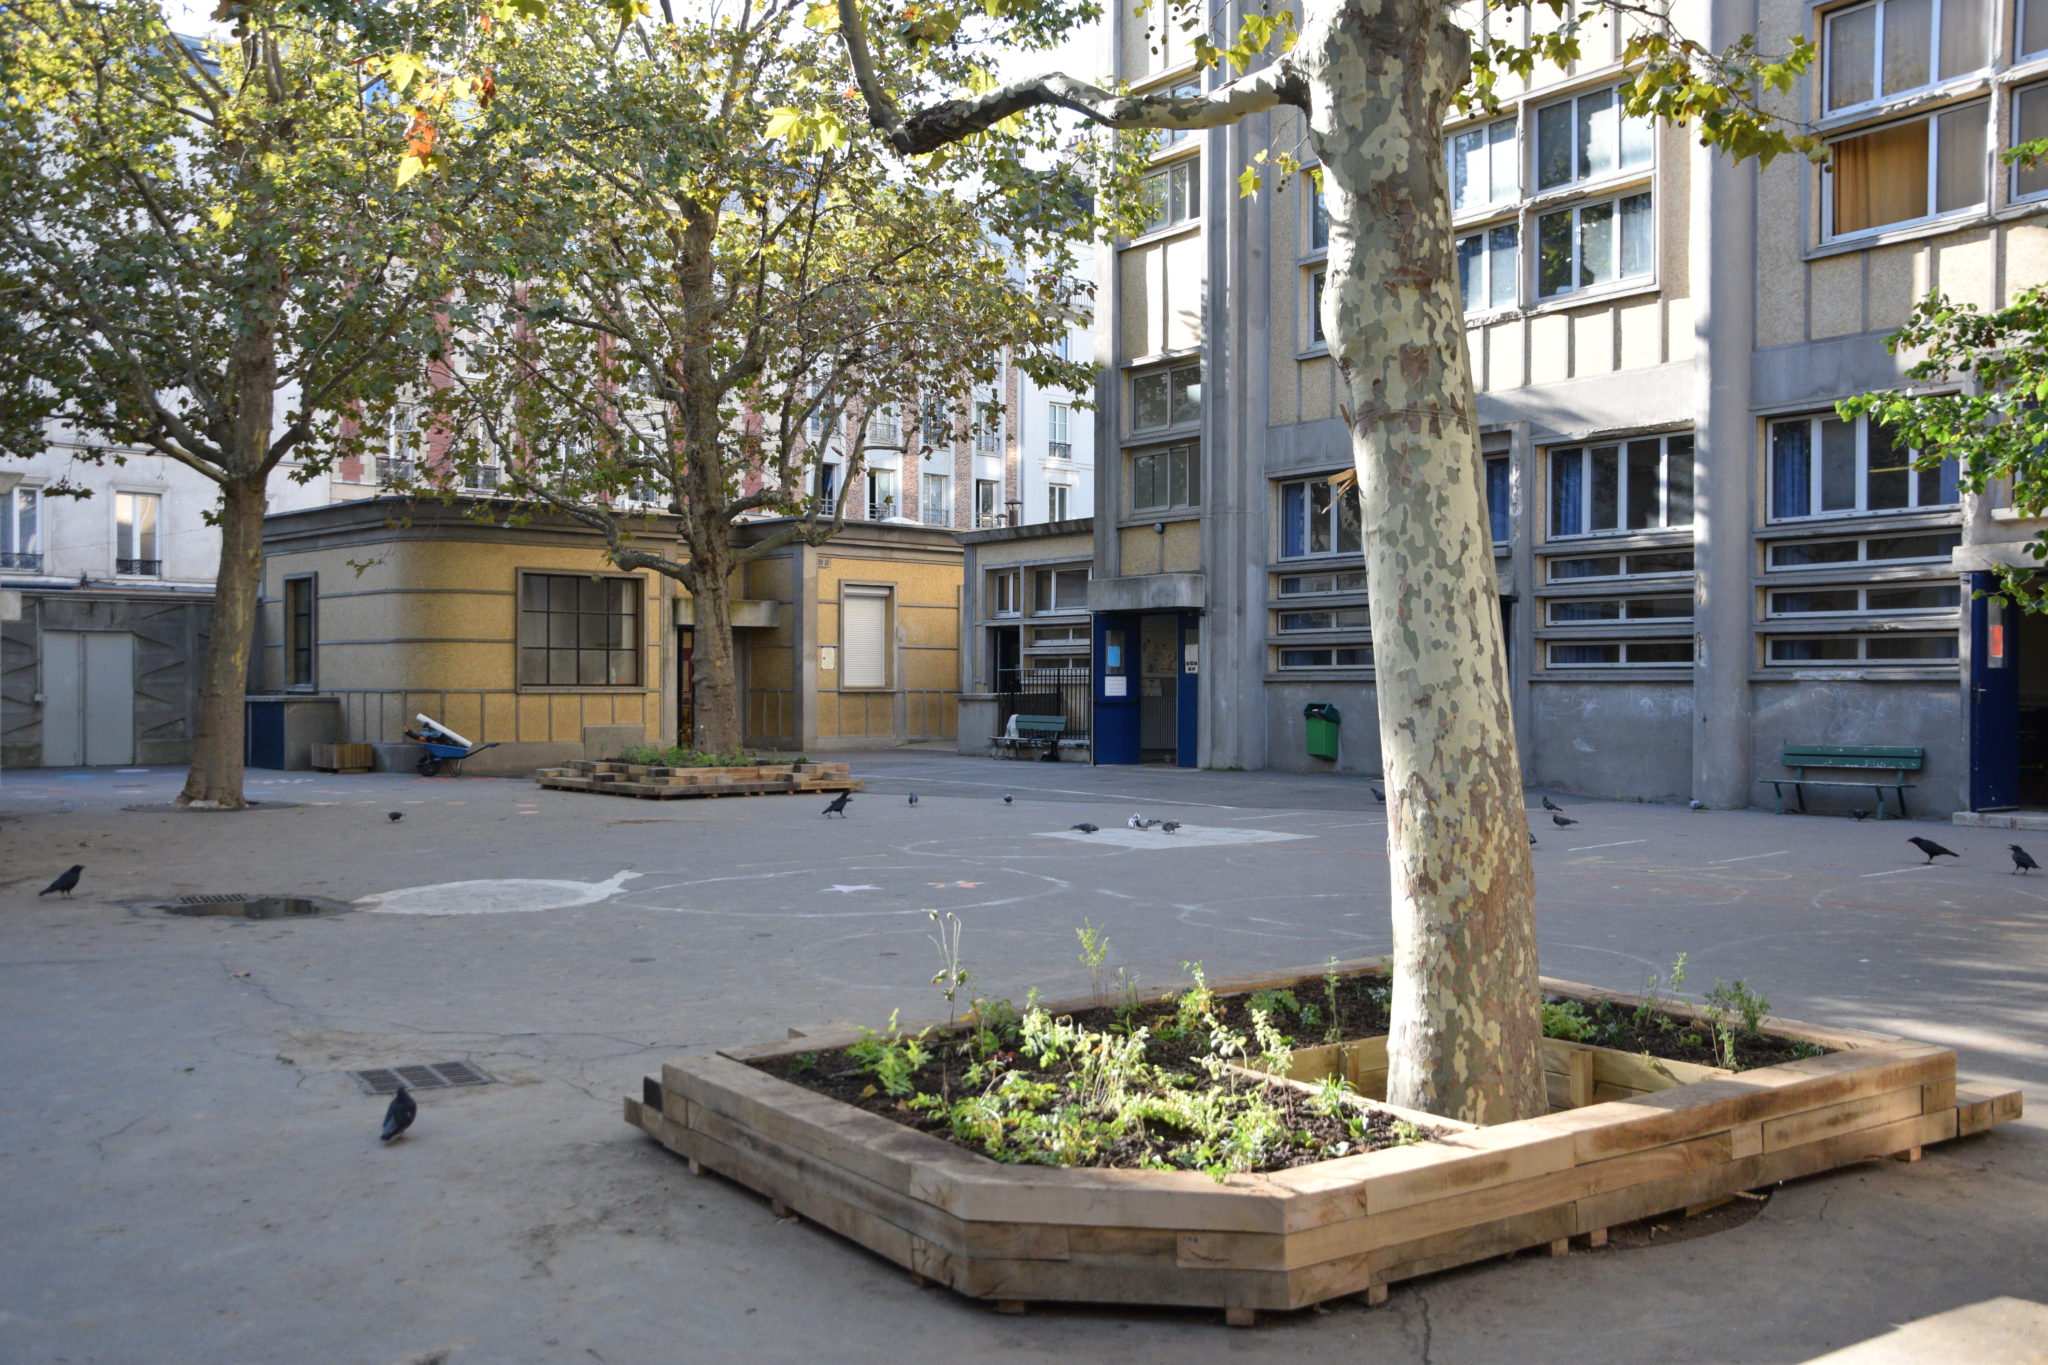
(1851, 809, 1871, 821)
(1161, 821, 1181, 834)
(40, 865, 83, 897)
(388, 811, 404, 823)
(1541, 796, 1564, 813)
(1529, 832, 1539, 846)
(1002, 794, 1013, 805)
(1128, 814, 1158, 830)
(1551, 814, 1578, 828)
(2011, 845, 2039, 875)
(907, 793, 918, 807)
(380, 1087, 416, 1142)
(1907, 836, 1958, 864)
(1071, 823, 1099, 834)
(1688, 800, 1706, 811)
(1370, 785, 1384, 803)
(822, 792, 852, 818)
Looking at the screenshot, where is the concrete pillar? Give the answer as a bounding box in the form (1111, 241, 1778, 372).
(1689, 1, 1759, 809)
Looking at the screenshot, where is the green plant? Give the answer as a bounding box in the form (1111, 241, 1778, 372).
(1076, 920, 1111, 1002)
(1541, 998, 1593, 1042)
(1632, 952, 1689, 1032)
(926, 909, 972, 1028)
(613, 744, 795, 768)
(1322, 957, 1346, 1042)
(846, 1012, 932, 1097)
(1701, 978, 1771, 1070)
(788, 1052, 819, 1075)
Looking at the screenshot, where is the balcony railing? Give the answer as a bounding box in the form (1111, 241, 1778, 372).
(464, 466, 501, 490)
(0, 550, 43, 572)
(376, 456, 416, 485)
(815, 496, 838, 517)
(1046, 441, 1072, 462)
(117, 557, 162, 576)
(869, 416, 903, 446)
(920, 501, 952, 527)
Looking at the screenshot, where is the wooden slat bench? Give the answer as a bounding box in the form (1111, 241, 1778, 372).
(993, 714, 1065, 761)
(1761, 744, 1924, 819)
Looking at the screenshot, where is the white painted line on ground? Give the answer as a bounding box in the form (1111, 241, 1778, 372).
(1861, 866, 1933, 878)
(1711, 850, 1789, 864)
(1566, 839, 1648, 852)
(1229, 811, 1310, 822)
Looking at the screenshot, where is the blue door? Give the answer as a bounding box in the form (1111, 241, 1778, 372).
(1970, 574, 2020, 810)
(1093, 612, 1140, 765)
(1176, 612, 1200, 767)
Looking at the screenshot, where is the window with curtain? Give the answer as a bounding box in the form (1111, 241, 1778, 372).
(1548, 436, 1694, 537)
(1279, 475, 1363, 558)
(1769, 412, 1958, 518)
(1827, 104, 1986, 237)
(1823, 0, 1990, 113)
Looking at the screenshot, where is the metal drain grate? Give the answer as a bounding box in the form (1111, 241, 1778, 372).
(155, 893, 348, 919)
(350, 1061, 493, 1095)
(180, 893, 257, 904)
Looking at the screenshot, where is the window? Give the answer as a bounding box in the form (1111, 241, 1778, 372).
(816, 462, 839, 515)
(381, 407, 420, 485)
(2, 485, 39, 571)
(1277, 606, 1370, 632)
(2016, 82, 2048, 201)
(1456, 225, 1519, 313)
(1131, 443, 1199, 512)
(518, 574, 641, 686)
(975, 478, 1001, 526)
(1765, 529, 1959, 569)
(1485, 455, 1512, 543)
(868, 403, 902, 447)
(115, 492, 161, 575)
(1448, 116, 1518, 211)
(1139, 156, 1200, 233)
(1537, 192, 1653, 298)
(921, 472, 951, 526)
(991, 569, 1021, 616)
(1048, 483, 1071, 521)
(1548, 434, 1694, 537)
(1767, 633, 1958, 664)
(283, 576, 315, 688)
(1766, 582, 1959, 615)
(2026, 0, 2048, 58)
(1769, 413, 1957, 519)
(1153, 82, 1201, 148)
(1033, 566, 1088, 612)
(1305, 268, 1327, 345)
(1822, 0, 1989, 114)
(1545, 594, 1693, 624)
(1308, 174, 1329, 252)
(866, 467, 898, 520)
(1278, 568, 1370, 596)
(807, 380, 833, 439)
(463, 464, 502, 491)
(922, 395, 952, 444)
(1047, 402, 1072, 460)
(1546, 640, 1694, 667)
(1278, 645, 1372, 669)
(1826, 104, 1986, 237)
(1545, 547, 1693, 582)
(840, 586, 891, 688)
(975, 387, 1002, 453)
(1131, 361, 1201, 431)
(1279, 475, 1363, 558)
(1534, 85, 1654, 191)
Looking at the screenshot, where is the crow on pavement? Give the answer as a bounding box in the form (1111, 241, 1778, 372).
(1907, 836, 1958, 864)
(2011, 845, 2039, 875)
(40, 865, 83, 897)
(822, 792, 853, 818)
(380, 1088, 417, 1142)
(1551, 814, 1579, 828)
(1002, 794, 1013, 805)
(388, 811, 404, 823)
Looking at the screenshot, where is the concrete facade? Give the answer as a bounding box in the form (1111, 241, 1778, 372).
(956, 520, 1095, 754)
(1083, 0, 2048, 813)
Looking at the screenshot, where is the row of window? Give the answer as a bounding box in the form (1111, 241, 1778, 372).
(0, 486, 163, 577)
(988, 565, 1089, 617)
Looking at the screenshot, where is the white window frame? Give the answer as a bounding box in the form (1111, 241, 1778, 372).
(1763, 529, 1960, 570)
(1276, 605, 1371, 633)
(1047, 483, 1071, 522)
(1763, 632, 1959, 666)
(1767, 412, 1959, 522)
(1305, 168, 1330, 255)
(1543, 639, 1695, 669)
(1447, 115, 1519, 215)
(990, 569, 1021, 617)
(382, 406, 420, 484)
(1821, 102, 1989, 241)
(1532, 83, 1655, 194)
(1046, 402, 1071, 459)
(1546, 434, 1695, 539)
(1138, 155, 1200, 235)
(1276, 568, 1371, 597)
(865, 466, 898, 520)
(1304, 266, 1328, 347)
(2, 484, 40, 568)
(1033, 565, 1089, 613)
(2013, 81, 2048, 203)
(1276, 644, 1373, 670)
(920, 471, 951, 526)
(1535, 190, 1655, 300)
(1130, 442, 1199, 513)
(1543, 593, 1695, 626)
(114, 490, 161, 574)
(1543, 547, 1696, 583)
(1278, 474, 1362, 560)
(1764, 581, 1960, 617)
(1456, 223, 1520, 314)
(1130, 360, 1202, 433)
(974, 478, 1001, 526)
(1821, 0, 1993, 116)
(974, 387, 1003, 453)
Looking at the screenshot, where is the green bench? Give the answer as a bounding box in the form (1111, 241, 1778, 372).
(1761, 744, 1924, 819)
(994, 714, 1065, 761)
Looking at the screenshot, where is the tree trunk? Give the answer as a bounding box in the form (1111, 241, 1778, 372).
(689, 556, 745, 753)
(1301, 0, 1546, 1124)
(178, 474, 268, 809)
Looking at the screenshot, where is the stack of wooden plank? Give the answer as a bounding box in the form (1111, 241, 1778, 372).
(310, 742, 375, 774)
(624, 958, 2022, 1326)
(536, 758, 861, 800)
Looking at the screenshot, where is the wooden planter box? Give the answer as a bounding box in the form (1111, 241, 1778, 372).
(310, 742, 375, 774)
(536, 759, 860, 800)
(624, 957, 2021, 1325)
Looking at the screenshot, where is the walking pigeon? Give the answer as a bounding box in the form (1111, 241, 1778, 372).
(1541, 796, 1564, 812)
(2011, 844, 2039, 875)
(1851, 809, 1872, 821)
(1551, 814, 1579, 828)
(1529, 833, 1539, 846)
(1370, 785, 1384, 803)
(1128, 814, 1158, 830)
(822, 792, 852, 818)
(40, 865, 83, 897)
(1907, 836, 1958, 864)
(380, 1087, 417, 1142)
(907, 793, 919, 806)
(1160, 821, 1181, 834)
(1002, 794, 1013, 805)
(1689, 800, 1706, 811)
(1071, 823, 1099, 834)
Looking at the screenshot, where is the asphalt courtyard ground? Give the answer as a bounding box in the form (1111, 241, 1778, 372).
(2, 750, 2045, 1365)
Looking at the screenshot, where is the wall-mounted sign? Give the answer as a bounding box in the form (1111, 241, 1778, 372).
(1104, 676, 1127, 697)
(819, 645, 837, 672)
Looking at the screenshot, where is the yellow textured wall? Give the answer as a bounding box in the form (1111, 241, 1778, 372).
(972, 530, 1093, 568)
(808, 549, 962, 740)
(1116, 520, 1200, 575)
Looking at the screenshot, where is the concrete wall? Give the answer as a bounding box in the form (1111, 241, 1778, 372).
(1261, 680, 1383, 776)
(808, 533, 962, 747)
(0, 589, 212, 768)
(1528, 682, 1694, 804)
(1750, 679, 1965, 815)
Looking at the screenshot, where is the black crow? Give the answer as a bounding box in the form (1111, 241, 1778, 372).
(822, 792, 852, 818)
(1161, 821, 1181, 834)
(380, 1087, 416, 1142)
(1851, 809, 1872, 821)
(1370, 785, 1384, 803)
(1907, 836, 1958, 864)
(1071, 823, 1099, 834)
(2011, 845, 2039, 875)
(388, 811, 404, 823)
(1541, 796, 1564, 812)
(1551, 814, 1578, 828)
(907, 793, 918, 806)
(40, 865, 82, 897)
(1002, 794, 1013, 804)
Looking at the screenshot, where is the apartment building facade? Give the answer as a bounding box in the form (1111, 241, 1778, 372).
(1085, 0, 2048, 811)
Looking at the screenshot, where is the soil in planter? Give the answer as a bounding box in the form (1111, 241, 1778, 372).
(1542, 995, 1828, 1071)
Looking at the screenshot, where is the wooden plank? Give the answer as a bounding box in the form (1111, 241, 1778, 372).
(1347, 1202, 1579, 1301)
(957, 1253, 1288, 1312)
(1955, 1082, 2024, 1136)
(1760, 1085, 1927, 1153)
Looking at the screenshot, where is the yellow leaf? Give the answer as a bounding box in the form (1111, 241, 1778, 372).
(208, 205, 233, 229)
(386, 52, 424, 94)
(396, 153, 426, 188)
(804, 1, 840, 31)
(764, 107, 804, 141)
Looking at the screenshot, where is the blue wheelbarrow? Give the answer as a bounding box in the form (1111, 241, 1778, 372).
(403, 714, 500, 777)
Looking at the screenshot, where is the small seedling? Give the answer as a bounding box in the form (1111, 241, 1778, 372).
(1076, 920, 1111, 1002)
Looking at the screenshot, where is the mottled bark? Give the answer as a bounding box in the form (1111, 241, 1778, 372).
(177, 473, 266, 809)
(688, 549, 745, 752)
(1299, 0, 1545, 1123)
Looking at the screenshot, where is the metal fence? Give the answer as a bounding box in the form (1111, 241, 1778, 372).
(995, 665, 1091, 745)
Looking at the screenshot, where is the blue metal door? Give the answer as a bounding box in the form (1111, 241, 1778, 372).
(1970, 575, 2020, 810)
(1176, 612, 1199, 767)
(1093, 612, 1140, 765)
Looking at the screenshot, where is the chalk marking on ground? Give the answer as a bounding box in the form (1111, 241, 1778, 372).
(1567, 839, 1649, 852)
(1710, 850, 1790, 864)
(1861, 866, 1936, 878)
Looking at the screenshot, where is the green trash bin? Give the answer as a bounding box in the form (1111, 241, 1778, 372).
(1303, 702, 1341, 760)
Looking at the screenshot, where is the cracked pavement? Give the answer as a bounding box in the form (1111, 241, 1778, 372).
(2, 753, 2045, 1364)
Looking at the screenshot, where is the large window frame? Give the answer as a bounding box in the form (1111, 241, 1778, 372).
(2015, 80, 2048, 203)
(1457, 223, 1520, 314)
(1130, 360, 1202, 434)
(517, 572, 643, 689)
(1047, 483, 1072, 522)
(1278, 474, 1363, 559)
(1130, 442, 1200, 514)
(1768, 411, 1958, 521)
(283, 574, 316, 689)
(920, 471, 951, 527)
(865, 466, 898, 520)
(1821, 0, 1991, 116)
(1536, 190, 1655, 299)
(1533, 84, 1656, 193)
(1138, 154, 1201, 235)
(114, 490, 162, 576)
(1822, 101, 1988, 240)
(1032, 565, 1089, 614)
(1547, 434, 1695, 539)
(1448, 115, 1519, 213)
(1, 484, 40, 571)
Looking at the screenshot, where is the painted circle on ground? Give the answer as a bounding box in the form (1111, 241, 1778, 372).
(357, 869, 640, 916)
